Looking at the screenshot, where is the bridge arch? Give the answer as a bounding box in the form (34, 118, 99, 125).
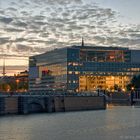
(28, 102, 44, 113)
(27, 99, 45, 113)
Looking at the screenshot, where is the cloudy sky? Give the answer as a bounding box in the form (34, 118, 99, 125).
(0, 0, 140, 75)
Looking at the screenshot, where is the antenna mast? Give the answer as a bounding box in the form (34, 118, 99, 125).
(2, 55, 6, 76)
(81, 37, 84, 47)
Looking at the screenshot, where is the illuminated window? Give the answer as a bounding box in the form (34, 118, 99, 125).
(68, 62, 72, 65)
(72, 62, 78, 66)
(75, 71, 79, 74)
(68, 71, 72, 74)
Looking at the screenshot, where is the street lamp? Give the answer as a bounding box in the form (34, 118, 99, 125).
(16, 79, 20, 92)
(131, 87, 134, 91)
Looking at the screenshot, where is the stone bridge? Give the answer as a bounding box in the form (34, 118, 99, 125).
(0, 95, 106, 115)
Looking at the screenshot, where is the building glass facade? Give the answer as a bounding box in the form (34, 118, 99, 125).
(29, 46, 140, 92)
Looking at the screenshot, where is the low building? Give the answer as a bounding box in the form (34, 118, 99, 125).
(29, 45, 140, 92)
(0, 70, 28, 92)
(14, 70, 28, 92)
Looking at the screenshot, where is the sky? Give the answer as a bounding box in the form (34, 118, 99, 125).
(0, 0, 140, 75)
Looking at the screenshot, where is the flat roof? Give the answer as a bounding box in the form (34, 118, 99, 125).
(30, 45, 129, 58)
(71, 45, 129, 50)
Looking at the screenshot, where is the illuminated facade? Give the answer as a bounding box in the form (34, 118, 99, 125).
(29, 46, 140, 92)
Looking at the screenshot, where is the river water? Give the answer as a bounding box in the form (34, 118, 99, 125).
(0, 106, 140, 140)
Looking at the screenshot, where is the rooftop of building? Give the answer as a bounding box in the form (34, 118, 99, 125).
(71, 45, 129, 50)
(30, 45, 130, 59)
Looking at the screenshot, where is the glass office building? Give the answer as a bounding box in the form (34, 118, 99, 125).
(29, 45, 140, 92)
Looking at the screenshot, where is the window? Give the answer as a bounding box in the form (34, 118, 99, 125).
(68, 71, 72, 74)
(75, 71, 79, 74)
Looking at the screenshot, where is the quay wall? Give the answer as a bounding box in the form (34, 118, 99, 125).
(64, 96, 105, 111)
(5, 97, 18, 114)
(0, 96, 106, 115)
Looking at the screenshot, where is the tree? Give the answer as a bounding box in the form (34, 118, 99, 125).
(127, 75, 140, 90)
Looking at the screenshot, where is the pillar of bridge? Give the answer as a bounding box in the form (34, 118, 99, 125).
(0, 97, 5, 115)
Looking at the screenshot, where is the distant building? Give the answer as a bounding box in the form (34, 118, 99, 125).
(15, 70, 28, 80)
(29, 45, 140, 92)
(0, 70, 28, 92)
(15, 70, 28, 92)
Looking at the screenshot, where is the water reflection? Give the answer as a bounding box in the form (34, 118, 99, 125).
(0, 107, 140, 140)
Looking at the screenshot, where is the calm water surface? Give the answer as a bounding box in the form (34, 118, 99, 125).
(0, 106, 140, 140)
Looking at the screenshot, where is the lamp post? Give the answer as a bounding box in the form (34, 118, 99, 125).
(131, 86, 135, 105)
(16, 79, 20, 92)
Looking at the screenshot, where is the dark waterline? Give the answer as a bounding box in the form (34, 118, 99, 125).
(0, 106, 140, 140)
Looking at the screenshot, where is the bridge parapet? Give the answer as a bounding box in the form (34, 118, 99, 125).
(131, 90, 140, 105)
(0, 95, 106, 115)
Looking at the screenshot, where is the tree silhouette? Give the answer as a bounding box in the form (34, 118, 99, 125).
(127, 75, 140, 90)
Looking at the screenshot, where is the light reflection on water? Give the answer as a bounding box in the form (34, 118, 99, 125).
(0, 106, 140, 140)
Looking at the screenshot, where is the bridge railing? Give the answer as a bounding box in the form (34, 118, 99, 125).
(0, 90, 106, 97)
(131, 90, 140, 99)
(130, 90, 140, 105)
